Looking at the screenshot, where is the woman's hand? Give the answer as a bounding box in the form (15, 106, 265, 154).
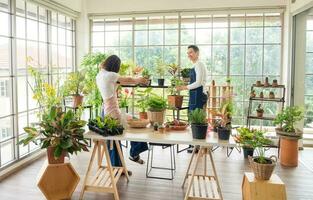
(136, 77, 149, 85)
(176, 85, 188, 91)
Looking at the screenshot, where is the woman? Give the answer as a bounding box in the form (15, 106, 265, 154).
(96, 55, 148, 170)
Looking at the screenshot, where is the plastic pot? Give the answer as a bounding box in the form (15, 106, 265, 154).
(191, 123, 208, 139)
(243, 147, 254, 158)
(157, 79, 164, 86)
(217, 127, 231, 140)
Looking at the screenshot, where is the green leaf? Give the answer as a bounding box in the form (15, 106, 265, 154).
(54, 146, 63, 158)
(60, 138, 73, 149)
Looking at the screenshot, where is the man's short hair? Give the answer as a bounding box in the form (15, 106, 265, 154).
(188, 45, 199, 53)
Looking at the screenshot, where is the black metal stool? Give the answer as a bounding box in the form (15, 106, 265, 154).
(146, 143, 176, 180)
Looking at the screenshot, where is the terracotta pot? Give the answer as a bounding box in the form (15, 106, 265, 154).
(167, 95, 183, 108)
(147, 110, 165, 124)
(279, 136, 299, 167)
(269, 93, 275, 99)
(256, 81, 262, 86)
(139, 112, 148, 119)
(256, 111, 263, 118)
(272, 79, 278, 87)
(47, 146, 65, 164)
(72, 95, 84, 108)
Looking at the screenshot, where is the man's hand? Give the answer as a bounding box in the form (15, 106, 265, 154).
(176, 85, 188, 91)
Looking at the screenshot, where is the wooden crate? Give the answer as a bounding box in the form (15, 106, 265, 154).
(37, 162, 80, 200)
(242, 172, 286, 200)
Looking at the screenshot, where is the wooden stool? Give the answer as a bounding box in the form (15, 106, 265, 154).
(242, 172, 286, 200)
(37, 162, 80, 200)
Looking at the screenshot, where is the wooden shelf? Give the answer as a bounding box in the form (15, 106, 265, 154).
(86, 166, 123, 191)
(252, 84, 285, 88)
(121, 84, 169, 88)
(187, 175, 221, 200)
(249, 97, 284, 102)
(247, 116, 276, 120)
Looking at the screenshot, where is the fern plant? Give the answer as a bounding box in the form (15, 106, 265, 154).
(189, 108, 207, 125)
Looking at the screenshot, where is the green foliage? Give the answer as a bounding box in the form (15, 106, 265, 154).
(119, 62, 133, 76)
(142, 68, 151, 79)
(168, 77, 184, 95)
(273, 106, 304, 133)
(61, 71, 87, 96)
(89, 116, 124, 135)
(147, 94, 167, 111)
(181, 68, 191, 78)
(218, 100, 234, 127)
(155, 59, 166, 78)
(118, 88, 131, 108)
(80, 52, 107, 112)
(189, 108, 207, 124)
(136, 87, 152, 112)
(256, 104, 264, 113)
(18, 106, 89, 158)
(168, 63, 180, 76)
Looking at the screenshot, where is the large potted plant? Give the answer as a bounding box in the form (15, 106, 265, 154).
(147, 95, 167, 124)
(168, 77, 184, 108)
(216, 101, 233, 140)
(189, 108, 208, 139)
(136, 87, 152, 119)
(273, 106, 304, 167)
(18, 106, 89, 164)
(181, 68, 191, 83)
(248, 130, 276, 180)
(156, 59, 166, 86)
(80, 52, 107, 116)
(62, 71, 87, 108)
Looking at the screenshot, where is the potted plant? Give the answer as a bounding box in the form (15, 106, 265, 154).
(136, 87, 152, 119)
(62, 71, 87, 108)
(168, 77, 184, 108)
(248, 132, 276, 180)
(156, 59, 166, 86)
(81, 52, 107, 116)
(250, 90, 256, 98)
(147, 94, 167, 124)
(256, 80, 262, 87)
(119, 62, 132, 76)
(142, 68, 151, 85)
(273, 106, 304, 167)
(216, 101, 233, 140)
(118, 88, 131, 114)
(189, 108, 208, 139)
(256, 104, 264, 118)
(181, 68, 191, 83)
(269, 91, 275, 99)
(259, 92, 264, 98)
(18, 106, 89, 164)
(88, 116, 124, 136)
(272, 79, 278, 87)
(264, 77, 270, 87)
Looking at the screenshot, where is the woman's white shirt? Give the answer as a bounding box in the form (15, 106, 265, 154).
(96, 69, 119, 101)
(187, 60, 208, 92)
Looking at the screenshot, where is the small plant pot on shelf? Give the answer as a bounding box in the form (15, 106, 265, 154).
(47, 146, 65, 164)
(256, 81, 262, 87)
(72, 95, 84, 108)
(272, 79, 278, 87)
(243, 147, 254, 159)
(269, 92, 275, 99)
(167, 95, 183, 108)
(217, 127, 231, 140)
(249, 155, 277, 180)
(191, 123, 208, 139)
(148, 110, 165, 124)
(157, 79, 165, 86)
(139, 112, 148, 119)
(256, 111, 264, 118)
(264, 77, 270, 87)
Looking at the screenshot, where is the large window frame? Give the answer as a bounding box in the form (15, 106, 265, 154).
(90, 10, 284, 126)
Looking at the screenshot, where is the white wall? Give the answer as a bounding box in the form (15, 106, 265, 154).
(53, 0, 82, 12)
(290, 0, 313, 15)
(85, 0, 286, 14)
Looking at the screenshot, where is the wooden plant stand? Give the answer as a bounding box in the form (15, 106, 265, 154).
(79, 140, 129, 200)
(37, 162, 80, 200)
(182, 147, 223, 200)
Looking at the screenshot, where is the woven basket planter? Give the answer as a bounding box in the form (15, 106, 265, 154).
(249, 155, 277, 180)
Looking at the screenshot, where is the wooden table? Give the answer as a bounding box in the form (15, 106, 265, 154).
(79, 128, 236, 200)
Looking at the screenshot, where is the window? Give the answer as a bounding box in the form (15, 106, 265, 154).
(90, 11, 283, 126)
(0, 0, 76, 169)
(304, 15, 313, 128)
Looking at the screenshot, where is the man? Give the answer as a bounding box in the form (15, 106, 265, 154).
(177, 45, 208, 153)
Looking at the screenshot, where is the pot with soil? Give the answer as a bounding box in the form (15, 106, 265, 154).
(73, 95, 84, 108)
(167, 95, 183, 108)
(217, 126, 231, 140)
(47, 146, 66, 164)
(249, 155, 277, 180)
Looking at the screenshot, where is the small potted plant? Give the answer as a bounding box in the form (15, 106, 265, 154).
(168, 77, 184, 108)
(158, 125, 165, 133)
(156, 60, 166, 86)
(88, 116, 124, 136)
(259, 91, 264, 98)
(181, 68, 191, 83)
(269, 91, 275, 99)
(272, 79, 278, 87)
(62, 71, 87, 107)
(264, 77, 270, 87)
(147, 95, 167, 124)
(189, 108, 208, 139)
(273, 106, 304, 167)
(256, 104, 264, 118)
(118, 88, 131, 114)
(136, 87, 152, 119)
(19, 106, 89, 164)
(216, 101, 233, 140)
(142, 68, 151, 85)
(256, 80, 262, 87)
(250, 90, 256, 98)
(248, 132, 276, 180)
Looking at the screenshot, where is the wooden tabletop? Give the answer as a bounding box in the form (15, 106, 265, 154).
(86, 127, 237, 147)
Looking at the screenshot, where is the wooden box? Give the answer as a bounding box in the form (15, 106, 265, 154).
(242, 172, 286, 200)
